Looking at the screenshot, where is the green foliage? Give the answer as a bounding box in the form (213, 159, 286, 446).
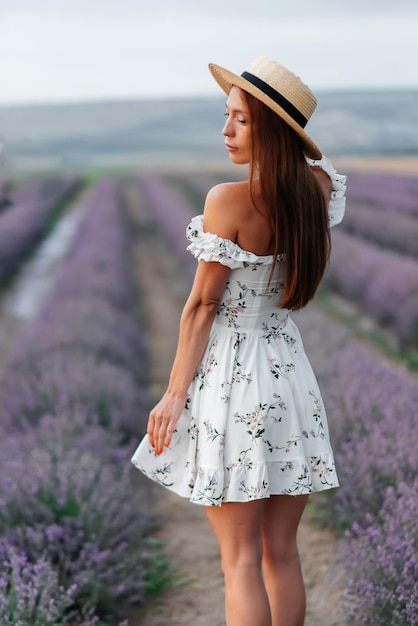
(143, 539, 177, 597)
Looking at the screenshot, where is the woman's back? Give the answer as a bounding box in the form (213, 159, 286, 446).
(207, 167, 332, 260)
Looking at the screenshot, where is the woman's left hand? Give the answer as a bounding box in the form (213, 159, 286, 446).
(147, 391, 188, 454)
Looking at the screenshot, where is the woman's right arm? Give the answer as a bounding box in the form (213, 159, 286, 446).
(147, 184, 236, 453)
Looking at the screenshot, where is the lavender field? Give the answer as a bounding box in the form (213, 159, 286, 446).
(0, 165, 417, 624)
(0, 176, 152, 624)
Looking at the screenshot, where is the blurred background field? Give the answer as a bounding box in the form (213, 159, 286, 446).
(1, 124, 418, 625)
(1, 88, 418, 171)
(1, 1, 418, 624)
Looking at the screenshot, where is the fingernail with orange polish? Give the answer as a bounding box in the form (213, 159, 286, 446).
(156, 449, 163, 455)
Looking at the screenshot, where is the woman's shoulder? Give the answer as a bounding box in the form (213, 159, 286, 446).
(206, 180, 249, 205)
(206, 180, 255, 219)
(203, 180, 250, 242)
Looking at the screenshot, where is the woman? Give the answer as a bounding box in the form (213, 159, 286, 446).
(131, 56, 346, 626)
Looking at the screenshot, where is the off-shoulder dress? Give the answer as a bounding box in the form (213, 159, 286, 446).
(131, 156, 347, 506)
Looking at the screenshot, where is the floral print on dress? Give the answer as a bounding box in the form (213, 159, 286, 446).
(195, 339, 218, 390)
(131, 156, 346, 506)
(221, 333, 252, 397)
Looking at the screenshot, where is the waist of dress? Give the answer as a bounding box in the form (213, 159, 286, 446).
(213, 308, 290, 333)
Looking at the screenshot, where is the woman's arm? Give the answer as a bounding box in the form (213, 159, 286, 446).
(147, 187, 235, 454)
(147, 260, 230, 453)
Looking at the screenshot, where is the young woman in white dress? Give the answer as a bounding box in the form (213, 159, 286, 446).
(132, 56, 346, 626)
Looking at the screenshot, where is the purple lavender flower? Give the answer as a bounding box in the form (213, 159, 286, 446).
(0, 413, 149, 616)
(341, 480, 418, 625)
(323, 230, 418, 346)
(0, 545, 98, 625)
(345, 170, 418, 218)
(0, 350, 149, 435)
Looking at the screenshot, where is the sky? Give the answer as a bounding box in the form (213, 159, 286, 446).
(0, 0, 417, 105)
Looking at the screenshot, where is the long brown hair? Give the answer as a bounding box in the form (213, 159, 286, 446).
(243, 91, 330, 310)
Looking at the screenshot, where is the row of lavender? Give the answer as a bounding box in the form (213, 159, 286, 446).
(0, 178, 151, 624)
(295, 307, 418, 625)
(0, 175, 83, 284)
(136, 172, 418, 625)
(341, 197, 418, 258)
(324, 170, 418, 347)
(324, 229, 418, 347)
(342, 170, 418, 258)
(345, 170, 418, 218)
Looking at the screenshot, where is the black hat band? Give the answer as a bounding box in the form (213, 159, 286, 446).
(241, 71, 308, 128)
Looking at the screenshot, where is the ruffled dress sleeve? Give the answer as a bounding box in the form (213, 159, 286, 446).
(186, 215, 270, 269)
(305, 155, 347, 227)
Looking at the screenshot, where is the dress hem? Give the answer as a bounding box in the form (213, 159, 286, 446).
(131, 447, 339, 507)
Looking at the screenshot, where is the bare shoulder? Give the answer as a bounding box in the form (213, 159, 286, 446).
(203, 181, 249, 242)
(310, 166, 332, 202)
(206, 180, 248, 205)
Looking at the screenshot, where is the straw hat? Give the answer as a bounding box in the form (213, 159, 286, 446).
(209, 56, 322, 160)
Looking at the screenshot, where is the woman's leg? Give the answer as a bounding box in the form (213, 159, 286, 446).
(205, 499, 271, 626)
(262, 494, 309, 626)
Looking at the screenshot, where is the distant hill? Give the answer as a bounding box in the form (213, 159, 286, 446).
(1, 90, 417, 171)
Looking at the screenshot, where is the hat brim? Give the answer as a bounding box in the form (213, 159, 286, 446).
(209, 63, 322, 160)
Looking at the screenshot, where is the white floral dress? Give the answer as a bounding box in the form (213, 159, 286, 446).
(131, 156, 347, 506)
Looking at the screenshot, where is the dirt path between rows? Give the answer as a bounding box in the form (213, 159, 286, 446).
(127, 186, 347, 626)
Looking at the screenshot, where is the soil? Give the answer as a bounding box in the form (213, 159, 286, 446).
(126, 185, 347, 626)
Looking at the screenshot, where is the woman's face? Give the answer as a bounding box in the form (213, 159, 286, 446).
(222, 86, 252, 165)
